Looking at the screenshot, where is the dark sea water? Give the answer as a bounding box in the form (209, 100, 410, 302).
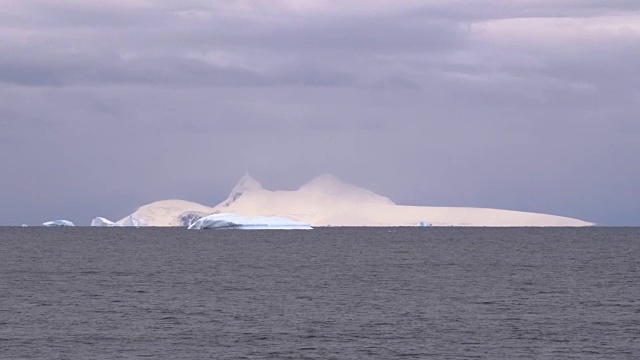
(0, 227, 638, 359)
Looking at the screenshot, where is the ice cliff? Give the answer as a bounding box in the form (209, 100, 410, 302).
(188, 214, 312, 230)
(43, 220, 75, 227)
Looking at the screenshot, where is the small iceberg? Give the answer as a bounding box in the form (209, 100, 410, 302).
(188, 214, 312, 230)
(43, 220, 75, 227)
(121, 215, 148, 227)
(91, 217, 115, 227)
(417, 221, 432, 227)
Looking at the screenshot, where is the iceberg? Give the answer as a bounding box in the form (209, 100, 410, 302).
(177, 211, 208, 227)
(43, 220, 75, 227)
(188, 214, 312, 230)
(121, 215, 148, 227)
(91, 217, 115, 227)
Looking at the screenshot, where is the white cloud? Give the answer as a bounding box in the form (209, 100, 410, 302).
(471, 14, 640, 46)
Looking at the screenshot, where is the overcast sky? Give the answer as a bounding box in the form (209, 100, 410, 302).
(1, 0, 639, 225)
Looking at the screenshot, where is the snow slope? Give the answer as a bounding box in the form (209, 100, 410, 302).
(117, 199, 213, 227)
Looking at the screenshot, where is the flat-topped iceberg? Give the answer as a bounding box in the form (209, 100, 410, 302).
(91, 217, 115, 227)
(188, 214, 312, 230)
(43, 220, 74, 227)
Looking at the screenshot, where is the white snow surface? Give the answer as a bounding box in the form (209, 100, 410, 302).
(91, 217, 115, 227)
(117, 174, 593, 227)
(117, 200, 213, 227)
(43, 220, 75, 227)
(188, 214, 313, 230)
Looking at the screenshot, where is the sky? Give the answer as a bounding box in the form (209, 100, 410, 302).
(1, 0, 639, 226)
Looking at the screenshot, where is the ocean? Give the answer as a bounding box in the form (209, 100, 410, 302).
(1, 227, 638, 359)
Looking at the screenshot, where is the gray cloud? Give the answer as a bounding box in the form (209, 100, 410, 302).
(0, 1, 638, 225)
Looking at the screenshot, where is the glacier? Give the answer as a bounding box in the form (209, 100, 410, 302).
(43, 220, 75, 227)
(91, 217, 115, 227)
(188, 214, 312, 230)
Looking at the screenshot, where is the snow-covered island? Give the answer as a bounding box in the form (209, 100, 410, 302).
(112, 174, 592, 227)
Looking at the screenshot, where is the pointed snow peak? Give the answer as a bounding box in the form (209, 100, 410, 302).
(219, 174, 263, 207)
(233, 173, 263, 192)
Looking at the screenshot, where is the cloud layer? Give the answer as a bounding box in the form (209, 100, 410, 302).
(1, 0, 638, 225)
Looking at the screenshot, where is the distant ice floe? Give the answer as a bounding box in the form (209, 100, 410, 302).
(188, 214, 312, 230)
(91, 217, 116, 227)
(43, 220, 75, 227)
